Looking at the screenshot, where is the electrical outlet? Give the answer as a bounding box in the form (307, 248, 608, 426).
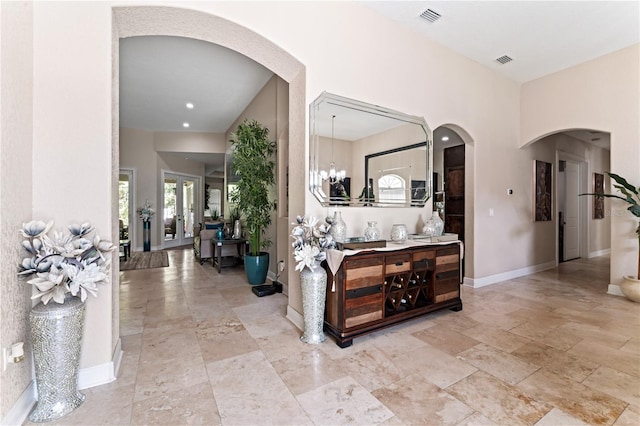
(278, 260, 285, 272)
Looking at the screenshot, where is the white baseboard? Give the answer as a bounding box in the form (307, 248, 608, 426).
(286, 304, 303, 331)
(607, 284, 624, 297)
(135, 245, 163, 252)
(463, 261, 557, 288)
(78, 338, 122, 390)
(588, 248, 611, 258)
(0, 380, 35, 426)
(111, 338, 123, 378)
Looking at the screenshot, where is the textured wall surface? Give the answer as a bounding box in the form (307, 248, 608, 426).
(0, 1, 34, 420)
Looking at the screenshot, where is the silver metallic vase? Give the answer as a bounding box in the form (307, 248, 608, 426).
(29, 295, 86, 422)
(329, 211, 347, 243)
(300, 261, 328, 344)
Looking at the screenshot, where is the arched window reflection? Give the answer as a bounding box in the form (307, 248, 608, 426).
(378, 174, 406, 203)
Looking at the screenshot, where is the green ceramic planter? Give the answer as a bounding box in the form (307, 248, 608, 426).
(245, 252, 270, 285)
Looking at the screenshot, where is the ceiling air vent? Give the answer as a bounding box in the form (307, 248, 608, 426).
(420, 9, 441, 23)
(496, 55, 513, 64)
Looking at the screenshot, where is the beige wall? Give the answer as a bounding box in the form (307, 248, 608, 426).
(0, 1, 34, 418)
(588, 147, 612, 255)
(2, 1, 638, 418)
(120, 128, 209, 250)
(225, 75, 284, 274)
(154, 131, 226, 153)
(120, 128, 157, 250)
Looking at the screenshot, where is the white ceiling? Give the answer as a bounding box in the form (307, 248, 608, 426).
(365, 1, 640, 83)
(119, 1, 638, 161)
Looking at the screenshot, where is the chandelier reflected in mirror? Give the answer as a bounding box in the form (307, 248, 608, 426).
(319, 115, 346, 182)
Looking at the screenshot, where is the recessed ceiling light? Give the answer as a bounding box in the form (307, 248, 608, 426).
(186, 102, 194, 109)
(442, 136, 450, 141)
(182, 122, 190, 128)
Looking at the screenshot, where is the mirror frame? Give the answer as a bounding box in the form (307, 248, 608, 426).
(309, 91, 432, 207)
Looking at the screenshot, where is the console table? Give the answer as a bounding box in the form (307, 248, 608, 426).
(213, 238, 248, 273)
(324, 241, 462, 347)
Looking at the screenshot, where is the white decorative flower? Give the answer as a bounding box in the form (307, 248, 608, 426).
(291, 215, 335, 272)
(18, 221, 115, 305)
(137, 200, 155, 222)
(20, 220, 53, 238)
(294, 244, 321, 272)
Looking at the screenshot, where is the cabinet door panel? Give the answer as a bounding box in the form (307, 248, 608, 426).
(435, 290, 459, 303)
(437, 246, 459, 257)
(346, 293, 383, 327)
(436, 254, 459, 267)
(435, 277, 460, 295)
(345, 265, 384, 290)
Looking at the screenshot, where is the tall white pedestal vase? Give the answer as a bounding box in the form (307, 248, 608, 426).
(29, 296, 86, 422)
(17, 220, 115, 423)
(300, 262, 328, 344)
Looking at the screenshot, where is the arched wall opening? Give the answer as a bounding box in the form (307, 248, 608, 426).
(433, 124, 475, 279)
(522, 128, 611, 289)
(112, 6, 306, 346)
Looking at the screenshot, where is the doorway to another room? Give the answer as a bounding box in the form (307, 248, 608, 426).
(118, 169, 134, 244)
(163, 172, 200, 249)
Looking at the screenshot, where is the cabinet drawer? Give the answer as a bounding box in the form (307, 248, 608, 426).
(385, 254, 412, 274)
(345, 293, 383, 327)
(413, 250, 435, 263)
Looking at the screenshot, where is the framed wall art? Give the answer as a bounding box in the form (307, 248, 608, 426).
(593, 172, 605, 219)
(534, 160, 552, 221)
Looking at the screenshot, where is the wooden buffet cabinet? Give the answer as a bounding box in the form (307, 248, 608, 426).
(324, 242, 462, 347)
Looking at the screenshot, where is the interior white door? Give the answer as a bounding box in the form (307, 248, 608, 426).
(163, 172, 199, 248)
(564, 161, 580, 261)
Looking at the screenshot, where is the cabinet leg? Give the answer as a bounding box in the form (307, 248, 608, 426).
(450, 304, 463, 312)
(337, 339, 353, 348)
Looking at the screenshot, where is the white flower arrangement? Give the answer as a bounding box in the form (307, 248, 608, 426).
(137, 200, 155, 222)
(18, 220, 115, 305)
(291, 215, 336, 272)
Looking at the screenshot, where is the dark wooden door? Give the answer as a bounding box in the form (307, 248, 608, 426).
(444, 145, 465, 241)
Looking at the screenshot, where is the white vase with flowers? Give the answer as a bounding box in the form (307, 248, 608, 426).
(291, 215, 336, 344)
(18, 220, 114, 422)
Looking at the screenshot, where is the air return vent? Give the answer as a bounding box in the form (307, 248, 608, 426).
(496, 55, 513, 64)
(420, 9, 441, 23)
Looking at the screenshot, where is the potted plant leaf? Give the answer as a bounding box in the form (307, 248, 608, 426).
(229, 119, 276, 284)
(581, 172, 640, 301)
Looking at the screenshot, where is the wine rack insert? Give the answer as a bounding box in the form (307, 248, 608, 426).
(324, 242, 462, 347)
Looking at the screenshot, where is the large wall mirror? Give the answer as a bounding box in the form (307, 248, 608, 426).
(309, 92, 432, 207)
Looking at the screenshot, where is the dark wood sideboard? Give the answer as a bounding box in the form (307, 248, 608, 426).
(324, 242, 462, 347)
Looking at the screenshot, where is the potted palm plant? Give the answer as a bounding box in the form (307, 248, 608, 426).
(581, 172, 640, 301)
(229, 119, 276, 284)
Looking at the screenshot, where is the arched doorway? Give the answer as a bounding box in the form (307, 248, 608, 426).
(524, 129, 611, 273)
(112, 6, 306, 337)
(433, 124, 474, 280)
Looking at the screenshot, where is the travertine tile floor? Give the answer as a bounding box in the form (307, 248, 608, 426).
(30, 249, 639, 425)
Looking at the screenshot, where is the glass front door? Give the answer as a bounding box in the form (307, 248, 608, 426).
(163, 172, 199, 248)
(118, 170, 133, 242)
